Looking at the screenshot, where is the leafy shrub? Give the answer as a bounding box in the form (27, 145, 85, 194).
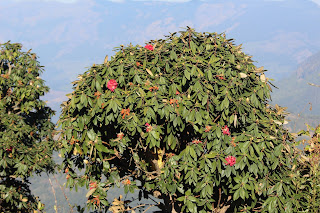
(0, 42, 55, 212)
(291, 124, 320, 212)
(58, 28, 297, 212)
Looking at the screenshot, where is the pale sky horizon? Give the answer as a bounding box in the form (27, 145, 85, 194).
(1, 0, 320, 121)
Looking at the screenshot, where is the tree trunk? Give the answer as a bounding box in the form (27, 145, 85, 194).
(160, 194, 180, 213)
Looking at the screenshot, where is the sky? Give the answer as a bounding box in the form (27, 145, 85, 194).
(1, 0, 320, 121)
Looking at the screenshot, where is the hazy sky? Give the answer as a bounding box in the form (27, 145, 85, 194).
(1, 0, 320, 120)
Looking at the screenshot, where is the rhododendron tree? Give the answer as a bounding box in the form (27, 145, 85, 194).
(58, 28, 297, 212)
(0, 42, 55, 212)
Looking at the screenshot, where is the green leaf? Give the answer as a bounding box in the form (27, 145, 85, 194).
(190, 41, 196, 53)
(86, 188, 96, 198)
(189, 146, 197, 160)
(87, 129, 96, 141)
(177, 196, 185, 202)
(81, 93, 86, 104)
(206, 152, 217, 159)
(188, 196, 197, 202)
(151, 131, 160, 140)
(209, 56, 219, 65)
(234, 188, 240, 200)
(184, 69, 191, 80)
(240, 188, 246, 200)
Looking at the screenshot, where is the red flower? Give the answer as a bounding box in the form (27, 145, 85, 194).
(91, 195, 100, 206)
(230, 137, 236, 147)
(205, 126, 212, 132)
(94, 91, 102, 99)
(107, 79, 118, 92)
(166, 153, 175, 157)
(176, 90, 180, 95)
(222, 125, 230, 136)
(144, 44, 154, 51)
(192, 139, 202, 144)
(149, 86, 159, 91)
(5, 146, 13, 153)
(225, 156, 236, 166)
(145, 123, 152, 132)
(123, 178, 131, 185)
(217, 75, 225, 80)
(89, 182, 97, 190)
(121, 108, 130, 119)
(117, 132, 124, 140)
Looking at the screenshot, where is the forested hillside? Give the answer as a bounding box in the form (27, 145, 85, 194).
(272, 51, 320, 132)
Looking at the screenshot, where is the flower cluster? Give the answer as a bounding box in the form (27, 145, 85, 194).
(94, 91, 102, 99)
(225, 156, 236, 166)
(222, 125, 231, 136)
(205, 126, 212, 132)
(91, 195, 100, 206)
(5, 146, 13, 153)
(107, 79, 117, 92)
(89, 181, 97, 190)
(145, 123, 152, 132)
(123, 178, 131, 185)
(149, 86, 159, 91)
(169, 98, 179, 107)
(216, 75, 225, 80)
(121, 108, 130, 119)
(117, 132, 124, 140)
(144, 44, 154, 51)
(1, 74, 9, 79)
(166, 153, 175, 158)
(69, 136, 79, 145)
(192, 139, 202, 144)
(230, 137, 237, 147)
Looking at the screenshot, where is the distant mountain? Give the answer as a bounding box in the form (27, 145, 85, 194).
(271, 51, 320, 132)
(272, 51, 320, 114)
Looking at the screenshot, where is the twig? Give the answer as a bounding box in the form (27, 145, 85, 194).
(101, 155, 117, 161)
(308, 82, 320, 87)
(217, 187, 222, 212)
(214, 34, 217, 56)
(103, 171, 136, 189)
(188, 28, 191, 48)
(47, 175, 58, 213)
(53, 174, 74, 213)
(213, 114, 221, 124)
(128, 147, 159, 178)
(125, 202, 158, 212)
(143, 203, 159, 213)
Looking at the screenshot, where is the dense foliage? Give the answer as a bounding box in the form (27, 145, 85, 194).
(57, 28, 298, 212)
(0, 42, 55, 212)
(291, 124, 320, 212)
